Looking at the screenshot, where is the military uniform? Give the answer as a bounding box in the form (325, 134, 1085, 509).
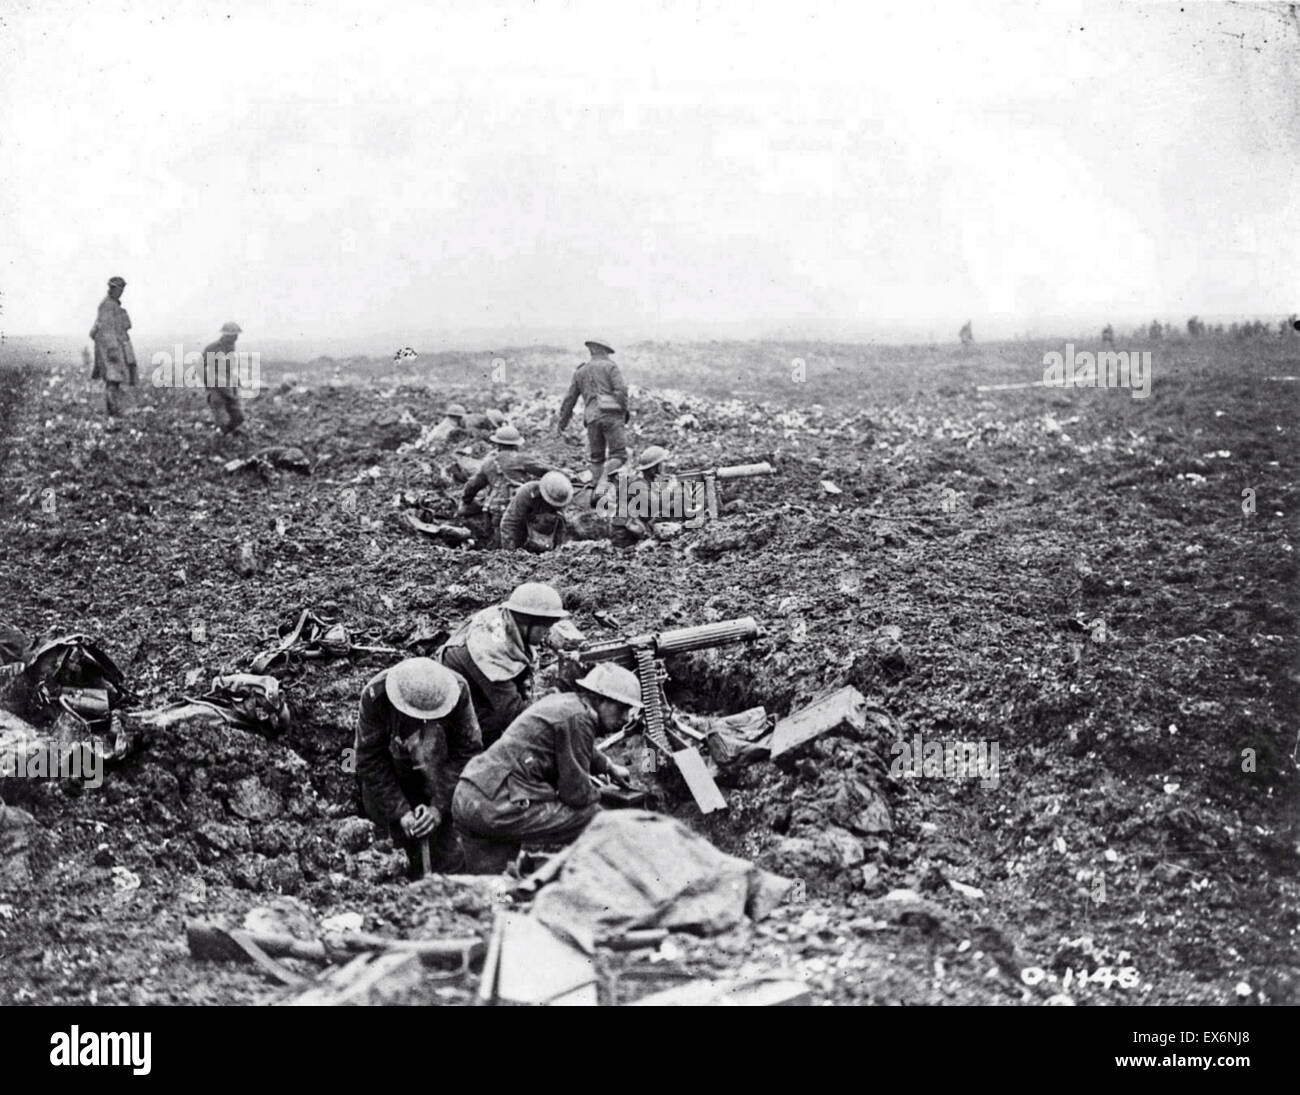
(558, 351, 629, 488)
(203, 336, 245, 433)
(354, 665, 482, 875)
(438, 604, 537, 746)
(499, 481, 568, 552)
(452, 692, 613, 870)
(89, 292, 136, 417)
(607, 469, 666, 549)
(462, 451, 552, 545)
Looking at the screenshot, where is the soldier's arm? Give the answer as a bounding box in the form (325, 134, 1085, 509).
(354, 686, 410, 822)
(433, 686, 481, 814)
(461, 460, 492, 504)
(554, 713, 600, 808)
(610, 363, 629, 415)
(557, 371, 580, 431)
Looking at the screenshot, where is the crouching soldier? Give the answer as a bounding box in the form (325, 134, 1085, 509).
(451, 663, 638, 873)
(607, 445, 670, 549)
(438, 581, 568, 746)
(499, 470, 573, 552)
(354, 657, 481, 879)
(459, 425, 553, 546)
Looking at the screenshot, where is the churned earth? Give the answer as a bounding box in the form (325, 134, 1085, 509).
(0, 336, 1296, 1005)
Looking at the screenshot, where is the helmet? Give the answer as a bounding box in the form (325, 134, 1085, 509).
(636, 445, 669, 471)
(107, 276, 126, 287)
(504, 581, 569, 619)
(384, 658, 460, 720)
(445, 403, 468, 419)
(576, 663, 642, 709)
(220, 322, 242, 335)
(539, 471, 574, 507)
(490, 425, 523, 447)
(584, 340, 614, 356)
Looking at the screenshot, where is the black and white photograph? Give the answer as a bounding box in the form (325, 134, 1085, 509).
(0, 0, 1295, 1045)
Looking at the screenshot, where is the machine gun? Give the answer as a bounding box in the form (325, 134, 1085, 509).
(570, 617, 761, 813)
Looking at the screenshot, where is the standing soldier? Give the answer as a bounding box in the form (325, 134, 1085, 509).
(557, 339, 629, 495)
(451, 663, 638, 873)
(459, 424, 554, 545)
(499, 471, 573, 552)
(89, 276, 136, 422)
(354, 657, 482, 878)
(203, 322, 246, 437)
(438, 581, 570, 746)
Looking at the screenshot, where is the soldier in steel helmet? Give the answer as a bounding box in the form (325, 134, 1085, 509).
(203, 321, 247, 438)
(606, 444, 671, 549)
(354, 657, 482, 878)
(458, 423, 554, 547)
(451, 661, 638, 872)
(556, 339, 630, 495)
(437, 581, 569, 746)
(498, 470, 573, 552)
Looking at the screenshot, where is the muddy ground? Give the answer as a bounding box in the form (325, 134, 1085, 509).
(0, 337, 1296, 1005)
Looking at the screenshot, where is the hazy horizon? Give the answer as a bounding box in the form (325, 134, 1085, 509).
(2, 0, 1297, 348)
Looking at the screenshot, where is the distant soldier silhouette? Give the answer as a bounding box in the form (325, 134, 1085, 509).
(1101, 324, 1114, 344)
(958, 320, 973, 346)
(89, 276, 136, 422)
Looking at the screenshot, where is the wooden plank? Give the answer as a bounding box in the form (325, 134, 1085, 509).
(770, 686, 867, 760)
(628, 978, 810, 1007)
(283, 951, 422, 1006)
(671, 748, 727, 814)
(494, 913, 598, 1006)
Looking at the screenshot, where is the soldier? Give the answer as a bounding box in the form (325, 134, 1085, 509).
(438, 581, 569, 746)
(89, 276, 137, 421)
(499, 470, 573, 552)
(203, 322, 246, 436)
(557, 339, 629, 495)
(459, 425, 554, 546)
(608, 444, 669, 549)
(354, 657, 482, 879)
(958, 320, 974, 346)
(451, 662, 637, 873)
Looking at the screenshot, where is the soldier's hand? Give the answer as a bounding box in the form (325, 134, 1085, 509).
(609, 763, 632, 786)
(401, 804, 440, 838)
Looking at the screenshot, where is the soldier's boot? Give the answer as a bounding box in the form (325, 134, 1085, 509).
(104, 382, 124, 419)
(588, 458, 608, 502)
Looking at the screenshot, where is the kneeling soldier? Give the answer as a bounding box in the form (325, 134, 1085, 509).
(354, 658, 482, 879)
(499, 470, 573, 552)
(459, 425, 553, 546)
(451, 662, 637, 873)
(438, 581, 568, 746)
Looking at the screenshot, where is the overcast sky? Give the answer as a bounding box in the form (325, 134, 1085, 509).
(1, 0, 1296, 347)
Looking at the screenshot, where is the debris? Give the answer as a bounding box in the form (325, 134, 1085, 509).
(235, 540, 258, 578)
(949, 880, 986, 901)
(628, 977, 810, 1007)
(403, 511, 474, 545)
(482, 911, 598, 1007)
(769, 685, 868, 760)
(285, 951, 422, 1005)
(186, 918, 483, 972)
(110, 866, 140, 891)
(819, 480, 842, 495)
(320, 912, 365, 934)
(0, 801, 36, 887)
(525, 811, 794, 942)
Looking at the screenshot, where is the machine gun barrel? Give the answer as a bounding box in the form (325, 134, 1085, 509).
(675, 462, 774, 481)
(575, 616, 760, 665)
